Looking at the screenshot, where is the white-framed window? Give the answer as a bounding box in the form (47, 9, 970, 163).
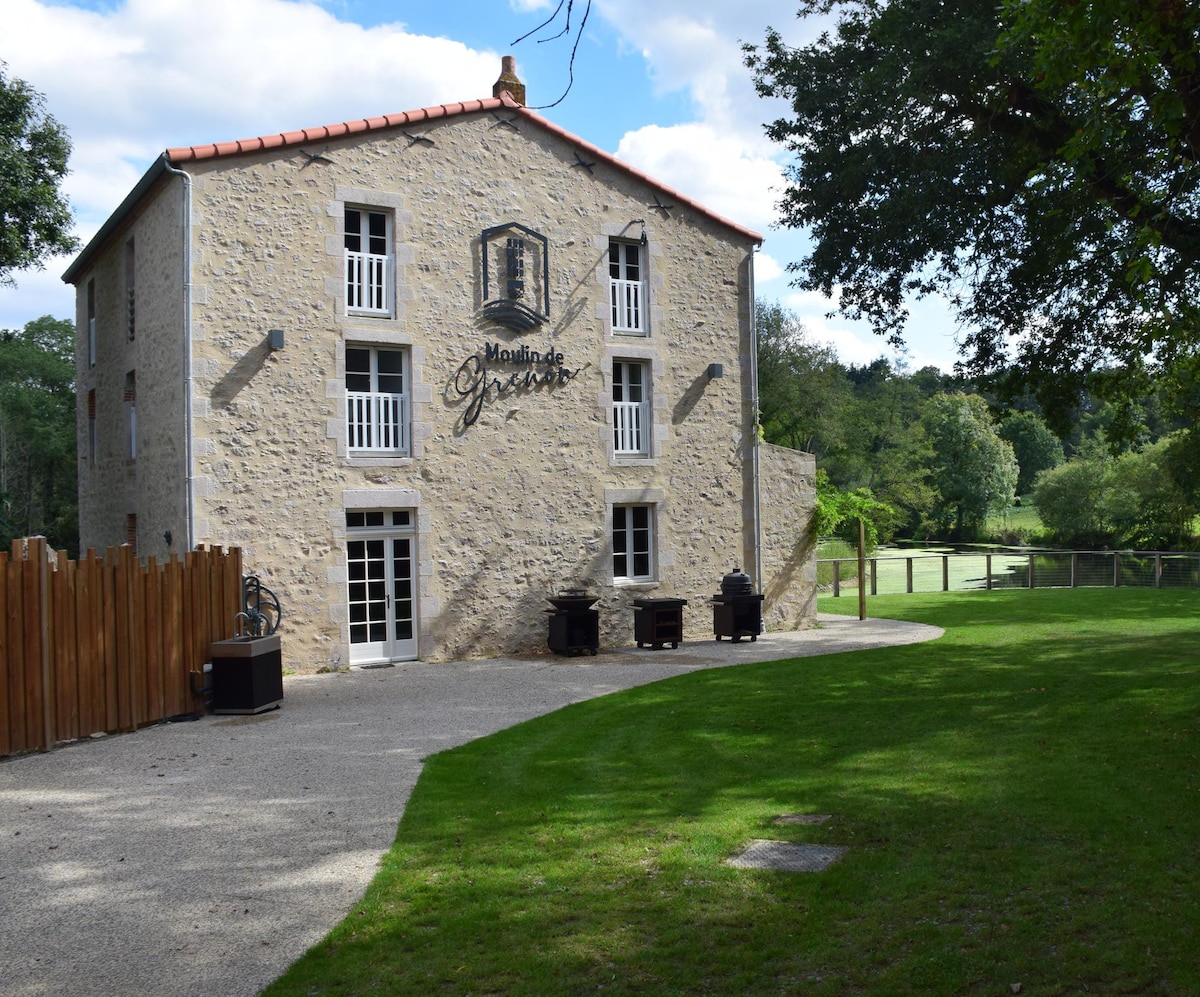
(612, 359, 650, 456)
(609, 239, 647, 335)
(346, 346, 410, 455)
(345, 208, 392, 315)
(613, 504, 654, 581)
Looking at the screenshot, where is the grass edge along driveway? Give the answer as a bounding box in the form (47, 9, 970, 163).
(266, 588, 1200, 996)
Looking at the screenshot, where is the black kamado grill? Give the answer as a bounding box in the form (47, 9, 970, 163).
(546, 588, 600, 655)
(711, 567, 764, 642)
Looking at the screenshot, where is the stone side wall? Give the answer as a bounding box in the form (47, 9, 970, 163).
(758, 443, 818, 630)
(76, 182, 188, 558)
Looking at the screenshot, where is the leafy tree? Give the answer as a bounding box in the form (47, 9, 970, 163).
(1034, 435, 1196, 548)
(1032, 448, 1111, 546)
(812, 469, 894, 551)
(0, 316, 77, 554)
(923, 392, 1018, 538)
(0, 63, 78, 284)
(744, 0, 1200, 420)
(998, 410, 1064, 496)
(825, 359, 935, 537)
(1100, 438, 1195, 548)
(755, 300, 850, 455)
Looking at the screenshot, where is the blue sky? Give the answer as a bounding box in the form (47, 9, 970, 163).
(0, 0, 962, 369)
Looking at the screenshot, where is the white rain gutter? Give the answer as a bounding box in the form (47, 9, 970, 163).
(162, 157, 196, 551)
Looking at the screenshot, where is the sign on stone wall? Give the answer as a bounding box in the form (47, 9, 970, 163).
(453, 342, 586, 427)
(479, 222, 550, 331)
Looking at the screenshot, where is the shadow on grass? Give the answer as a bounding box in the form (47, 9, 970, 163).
(267, 589, 1200, 996)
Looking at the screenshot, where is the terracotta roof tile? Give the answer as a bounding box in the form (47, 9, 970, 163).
(165, 93, 762, 244)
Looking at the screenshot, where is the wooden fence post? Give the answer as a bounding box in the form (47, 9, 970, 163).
(0, 549, 9, 757)
(857, 518, 867, 621)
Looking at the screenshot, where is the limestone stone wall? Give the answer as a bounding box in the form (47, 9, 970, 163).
(76, 179, 188, 559)
(759, 443, 818, 630)
(177, 109, 761, 665)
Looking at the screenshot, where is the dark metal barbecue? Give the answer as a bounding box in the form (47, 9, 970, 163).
(711, 567, 763, 642)
(546, 588, 600, 655)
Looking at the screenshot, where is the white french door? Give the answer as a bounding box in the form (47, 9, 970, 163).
(346, 510, 417, 663)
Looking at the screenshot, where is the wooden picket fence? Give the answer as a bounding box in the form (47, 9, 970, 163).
(1, 538, 244, 757)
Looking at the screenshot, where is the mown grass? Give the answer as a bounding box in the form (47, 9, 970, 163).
(266, 588, 1200, 996)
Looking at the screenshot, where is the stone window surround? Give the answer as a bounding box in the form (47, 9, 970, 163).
(328, 328, 430, 463)
(595, 225, 663, 339)
(600, 343, 666, 465)
(326, 187, 413, 326)
(326, 488, 435, 664)
(604, 486, 672, 588)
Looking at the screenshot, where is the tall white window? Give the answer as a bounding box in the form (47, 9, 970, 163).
(612, 360, 649, 456)
(613, 504, 654, 581)
(609, 239, 646, 334)
(346, 346, 409, 455)
(345, 208, 392, 315)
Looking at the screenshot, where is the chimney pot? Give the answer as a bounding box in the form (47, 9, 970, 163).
(493, 55, 526, 106)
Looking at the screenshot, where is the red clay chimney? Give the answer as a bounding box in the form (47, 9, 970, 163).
(493, 55, 526, 106)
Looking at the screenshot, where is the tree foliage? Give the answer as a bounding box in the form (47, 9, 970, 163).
(812, 469, 894, 551)
(999, 410, 1064, 495)
(0, 316, 77, 554)
(756, 300, 849, 454)
(825, 359, 936, 536)
(744, 0, 1200, 417)
(923, 392, 1018, 538)
(0, 62, 78, 285)
(1034, 436, 1196, 548)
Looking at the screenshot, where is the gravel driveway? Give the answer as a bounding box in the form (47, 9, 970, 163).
(0, 614, 940, 996)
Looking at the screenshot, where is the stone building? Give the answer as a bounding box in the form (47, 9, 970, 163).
(64, 59, 816, 669)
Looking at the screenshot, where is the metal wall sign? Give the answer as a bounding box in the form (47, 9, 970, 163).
(480, 222, 550, 331)
(453, 342, 586, 427)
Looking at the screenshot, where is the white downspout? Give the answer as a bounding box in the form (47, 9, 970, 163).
(749, 245, 763, 599)
(163, 157, 196, 551)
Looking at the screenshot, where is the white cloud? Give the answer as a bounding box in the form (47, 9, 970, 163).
(2, 0, 500, 224)
(753, 251, 785, 284)
(615, 122, 784, 232)
(594, 0, 816, 141)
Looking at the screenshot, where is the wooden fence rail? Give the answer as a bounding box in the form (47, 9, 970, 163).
(1, 538, 243, 757)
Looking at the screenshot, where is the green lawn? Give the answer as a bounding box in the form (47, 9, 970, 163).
(266, 589, 1200, 995)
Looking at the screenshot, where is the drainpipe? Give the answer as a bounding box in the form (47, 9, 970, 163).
(162, 156, 196, 551)
(749, 245, 763, 597)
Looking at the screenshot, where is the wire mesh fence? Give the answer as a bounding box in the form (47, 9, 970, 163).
(819, 550, 1200, 598)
